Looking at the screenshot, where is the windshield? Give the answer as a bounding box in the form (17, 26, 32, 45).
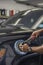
(2, 8, 43, 29)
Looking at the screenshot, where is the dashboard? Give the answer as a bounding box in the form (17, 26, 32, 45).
(0, 32, 43, 65)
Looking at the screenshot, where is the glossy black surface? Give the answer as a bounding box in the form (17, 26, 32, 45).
(0, 31, 43, 65)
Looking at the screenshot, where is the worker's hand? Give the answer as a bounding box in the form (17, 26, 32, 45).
(19, 43, 29, 52)
(30, 30, 40, 40)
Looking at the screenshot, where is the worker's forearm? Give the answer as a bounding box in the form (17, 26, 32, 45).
(31, 45, 43, 54)
(38, 29, 43, 34)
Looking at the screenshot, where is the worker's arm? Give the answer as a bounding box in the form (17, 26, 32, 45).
(30, 29, 43, 39)
(29, 45, 43, 54)
(19, 44, 43, 54)
(19, 29, 43, 53)
(39, 29, 43, 33)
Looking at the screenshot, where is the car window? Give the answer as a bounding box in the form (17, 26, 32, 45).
(17, 10, 43, 28)
(37, 21, 43, 29)
(4, 9, 43, 29)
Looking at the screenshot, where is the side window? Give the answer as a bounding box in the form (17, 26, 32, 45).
(37, 21, 43, 29)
